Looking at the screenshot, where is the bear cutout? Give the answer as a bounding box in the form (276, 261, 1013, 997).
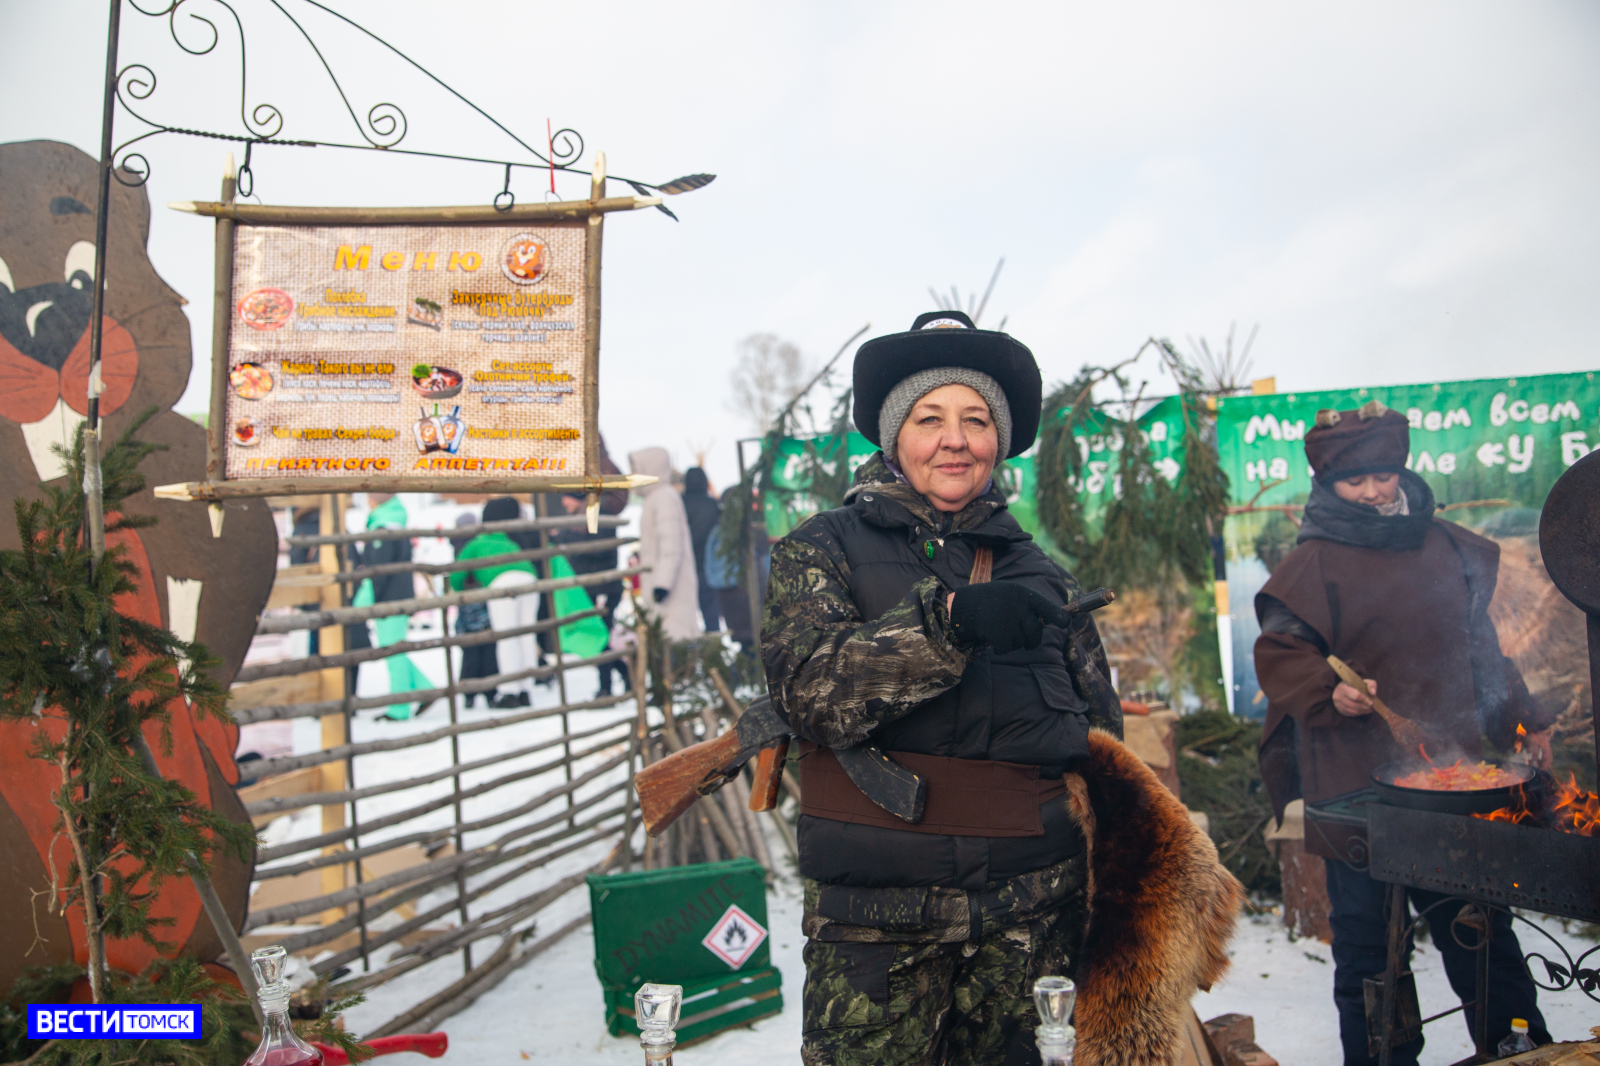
(0, 140, 278, 993)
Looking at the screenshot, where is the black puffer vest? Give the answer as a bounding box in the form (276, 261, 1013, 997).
(797, 486, 1095, 891)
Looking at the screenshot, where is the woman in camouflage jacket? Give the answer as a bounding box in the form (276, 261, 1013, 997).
(763, 311, 1122, 1066)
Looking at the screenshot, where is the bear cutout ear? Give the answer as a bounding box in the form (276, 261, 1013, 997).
(1356, 399, 1390, 421)
(0, 141, 191, 479)
(1314, 409, 1341, 428)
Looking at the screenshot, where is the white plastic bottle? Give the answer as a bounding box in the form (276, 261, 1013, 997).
(1497, 1018, 1536, 1058)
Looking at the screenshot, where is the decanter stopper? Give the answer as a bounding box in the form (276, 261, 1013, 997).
(251, 946, 287, 990)
(250, 945, 291, 1006)
(635, 983, 682, 1064)
(244, 945, 322, 1065)
(1033, 975, 1077, 1065)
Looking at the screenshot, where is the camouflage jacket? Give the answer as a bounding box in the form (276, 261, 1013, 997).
(762, 453, 1120, 750)
(802, 852, 1090, 943)
(764, 454, 1120, 942)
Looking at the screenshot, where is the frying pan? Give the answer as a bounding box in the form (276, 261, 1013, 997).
(1539, 449, 1600, 773)
(1372, 759, 1539, 816)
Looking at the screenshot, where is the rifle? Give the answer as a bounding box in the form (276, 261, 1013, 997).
(632, 586, 1116, 837)
(634, 695, 792, 837)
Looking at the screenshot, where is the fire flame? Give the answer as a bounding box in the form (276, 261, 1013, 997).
(1472, 773, 1600, 837)
(1550, 773, 1600, 837)
(1514, 722, 1526, 756)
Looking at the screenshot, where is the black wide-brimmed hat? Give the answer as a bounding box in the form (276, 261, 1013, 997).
(852, 310, 1042, 459)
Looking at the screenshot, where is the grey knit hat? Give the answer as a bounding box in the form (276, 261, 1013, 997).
(879, 366, 1012, 465)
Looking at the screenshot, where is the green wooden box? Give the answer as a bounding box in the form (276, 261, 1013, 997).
(586, 858, 783, 1045)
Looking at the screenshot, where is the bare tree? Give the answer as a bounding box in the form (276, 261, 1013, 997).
(929, 258, 1008, 329)
(1186, 322, 1260, 396)
(727, 333, 814, 434)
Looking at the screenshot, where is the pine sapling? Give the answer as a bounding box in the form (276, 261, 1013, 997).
(0, 414, 254, 1003)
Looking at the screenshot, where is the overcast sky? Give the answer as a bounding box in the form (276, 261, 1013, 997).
(3, 0, 1597, 488)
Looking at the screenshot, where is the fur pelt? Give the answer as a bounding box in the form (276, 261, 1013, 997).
(1065, 729, 1245, 1066)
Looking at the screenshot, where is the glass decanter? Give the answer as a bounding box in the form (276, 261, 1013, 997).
(1033, 975, 1077, 1066)
(635, 983, 683, 1065)
(244, 945, 323, 1066)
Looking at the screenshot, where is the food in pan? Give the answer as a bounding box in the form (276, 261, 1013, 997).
(233, 418, 261, 446)
(230, 362, 274, 400)
(411, 363, 463, 399)
(1391, 760, 1526, 791)
(237, 288, 294, 331)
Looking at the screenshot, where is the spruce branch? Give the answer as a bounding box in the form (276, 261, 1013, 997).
(51, 756, 105, 1004)
(0, 414, 255, 1022)
(1035, 337, 1234, 706)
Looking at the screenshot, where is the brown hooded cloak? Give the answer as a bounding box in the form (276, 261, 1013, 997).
(1254, 408, 1551, 816)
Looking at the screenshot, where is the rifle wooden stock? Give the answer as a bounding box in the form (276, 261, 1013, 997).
(634, 729, 741, 837)
(749, 737, 790, 812)
(634, 728, 794, 836)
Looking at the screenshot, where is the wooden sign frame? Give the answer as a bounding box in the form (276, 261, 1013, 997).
(154, 156, 655, 517)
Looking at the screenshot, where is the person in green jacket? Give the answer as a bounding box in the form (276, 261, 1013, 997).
(353, 494, 433, 721)
(449, 497, 537, 708)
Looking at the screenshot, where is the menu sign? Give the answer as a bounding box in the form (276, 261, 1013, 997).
(223, 222, 586, 480)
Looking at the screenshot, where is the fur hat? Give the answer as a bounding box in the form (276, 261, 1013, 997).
(1304, 400, 1409, 481)
(853, 310, 1041, 460)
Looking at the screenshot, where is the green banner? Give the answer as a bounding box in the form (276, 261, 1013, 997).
(1214, 369, 1600, 716)
(1057, 395, 1189, 541)
(755, 371, 1599, 718)
(762, 431, 876, 539)
(760, 395, 1190, 549)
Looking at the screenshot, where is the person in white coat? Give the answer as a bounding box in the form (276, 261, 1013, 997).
(628, 447, 702, 642)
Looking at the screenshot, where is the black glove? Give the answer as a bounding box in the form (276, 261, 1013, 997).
(653, 587, 670, 604)
(950, 582, 1071, 654)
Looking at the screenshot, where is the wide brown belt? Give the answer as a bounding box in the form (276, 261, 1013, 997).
(798, 742, 1066, 837)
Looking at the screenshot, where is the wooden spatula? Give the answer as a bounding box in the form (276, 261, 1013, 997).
(1326, 654, 1431, 754)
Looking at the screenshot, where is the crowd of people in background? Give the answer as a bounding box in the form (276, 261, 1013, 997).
(302, 437, 769, 723)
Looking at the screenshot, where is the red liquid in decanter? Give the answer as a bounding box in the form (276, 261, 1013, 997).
(244, 945, 325, 1066)
(244, 1046, 322, 1066)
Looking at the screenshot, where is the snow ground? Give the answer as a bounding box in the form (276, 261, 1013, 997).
(1195, 911, 1600, 1065)
(346, 863, 1600, 1065)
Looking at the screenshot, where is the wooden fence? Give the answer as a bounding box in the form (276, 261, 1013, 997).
(233, 495, 790, 1036)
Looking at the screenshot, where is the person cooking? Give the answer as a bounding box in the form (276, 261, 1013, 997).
(1254, 401, 1556, 1066)
(763, 311, 1121, 1066)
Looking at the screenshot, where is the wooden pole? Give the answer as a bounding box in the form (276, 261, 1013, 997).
(235, 606, 603, 686)
(327, 537, 634, 584)
(317, 495, 351, 925)
(255, 564, 644, 634)
(238, 683, 631, 778)
(206, 154, 237, 543)
(583, 153, 605, 534)
(168, 194, 659, 225)
(80, 0, 121, 575)
(246, 718, 628, 819)
(285, 512, 623, 550)
(738, 442, 764, 651)
(535, 494, 576, 829)
(634, 621, 655, 869)
(442, 593, 472, 975)
(154, 473, 653, 503)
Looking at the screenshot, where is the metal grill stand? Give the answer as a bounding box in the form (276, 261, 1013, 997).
(1368, 451, 1600, 1065)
